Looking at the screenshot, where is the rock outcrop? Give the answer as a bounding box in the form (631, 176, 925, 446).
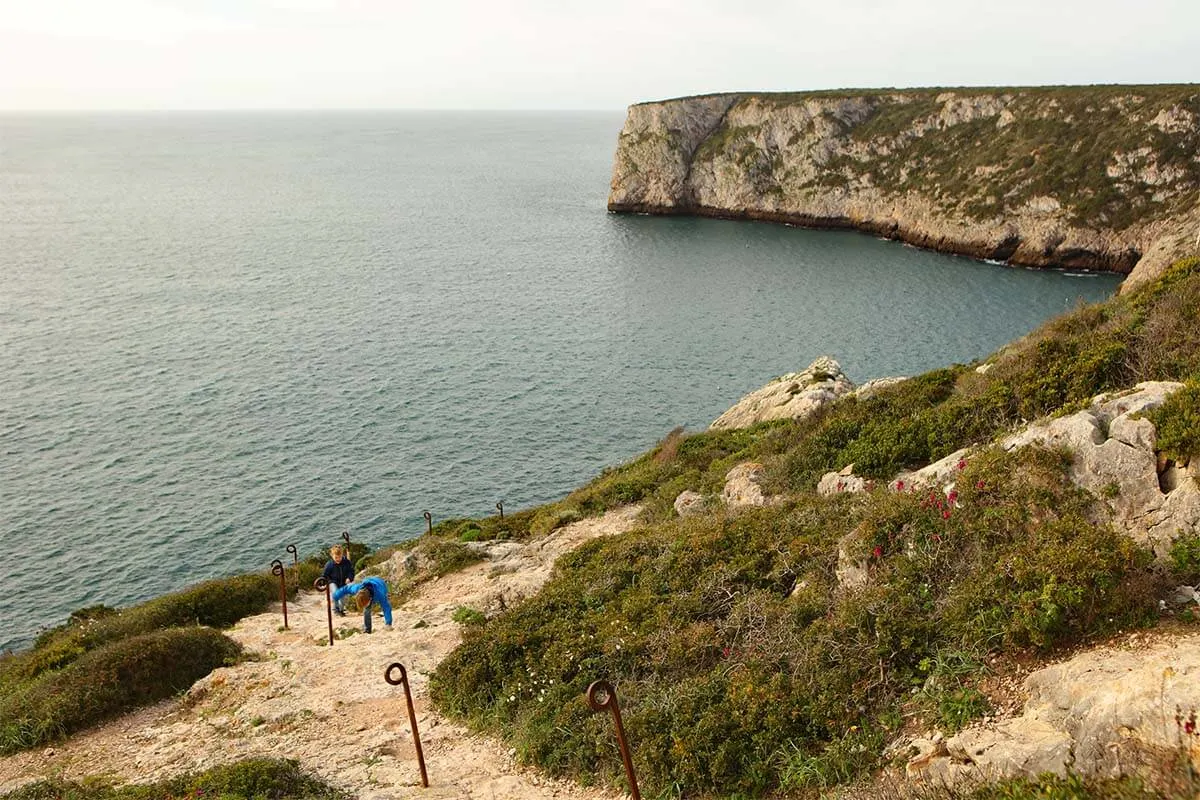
(721, 462, 773, 509)
(609, 87, 1200, 290)
(1002, 382, 1200, 556)
(907, 634, 1200, 786)
(710, 356, 854, 430)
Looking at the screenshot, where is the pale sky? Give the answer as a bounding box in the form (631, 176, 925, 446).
(1, 0, 1197, 110)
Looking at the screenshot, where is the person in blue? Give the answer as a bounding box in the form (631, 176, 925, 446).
(321, 545, 356, 616)
(332, 576, 392, 633)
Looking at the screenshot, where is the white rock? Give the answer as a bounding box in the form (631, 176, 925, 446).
(710, 357, 855, 430)
(721, 462, 771, 509)
(1002, 381, 1196, 555)
(673, 490, 706, 517)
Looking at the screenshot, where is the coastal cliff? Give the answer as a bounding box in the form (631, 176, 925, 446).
(608, 86, 1200, 289)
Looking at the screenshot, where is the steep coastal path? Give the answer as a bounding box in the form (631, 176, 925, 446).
(0, 507, 642, 799)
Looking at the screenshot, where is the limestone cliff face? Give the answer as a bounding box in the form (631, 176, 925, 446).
(609, 87, 1200, 290)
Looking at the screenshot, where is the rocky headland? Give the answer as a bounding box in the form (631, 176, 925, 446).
(607, 86, 1200, 290)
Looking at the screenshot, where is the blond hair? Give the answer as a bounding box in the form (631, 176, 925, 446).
(330, 545, 343, 558)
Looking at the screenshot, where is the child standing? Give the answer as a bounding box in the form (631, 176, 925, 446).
(322, 545, 356, 616)
(332, 576, 392, 633)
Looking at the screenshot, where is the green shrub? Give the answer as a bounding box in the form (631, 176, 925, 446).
(1, 757, 348, 799)
(776, 726, 884, 793)
(2, 573, 276, 693)
(1169, 534, 1200, 584)
(1146, 380, 1200, 462)
(451, 606, 487, 626)
(0, 627, 241, 754)
(529, 506, 582, 537)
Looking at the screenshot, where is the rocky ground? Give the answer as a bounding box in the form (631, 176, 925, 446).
(0, 506, 643, 799)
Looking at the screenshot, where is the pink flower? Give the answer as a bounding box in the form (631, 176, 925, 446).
(895, 480, 905, 491)
(957, 459, 967, 470)
(947, 490, 959, 504)
(942, 510, 951, 519)
(976, 480, 985, 490)
(872, 545, 883, 559)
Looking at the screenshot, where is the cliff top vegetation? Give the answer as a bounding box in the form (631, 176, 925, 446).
(4, 258, 1200, 798)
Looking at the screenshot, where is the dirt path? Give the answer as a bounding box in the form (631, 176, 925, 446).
(0, 506, 642, 799)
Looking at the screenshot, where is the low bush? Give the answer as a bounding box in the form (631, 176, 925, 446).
(0, 627, 241, 754)
(1, 757, 348, 799)
(422, 540, 485, 577)
(1, 573, 276, 693)
(1145, 380, 1200, 463)
(1169, 534, 1200, 584)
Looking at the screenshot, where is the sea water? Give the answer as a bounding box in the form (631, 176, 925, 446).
(0, 111, 1121, 652)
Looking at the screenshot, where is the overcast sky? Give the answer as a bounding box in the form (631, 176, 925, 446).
(1, 0, 1197, 110)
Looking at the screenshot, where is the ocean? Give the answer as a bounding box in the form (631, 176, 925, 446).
(0, 111, 1121, 652)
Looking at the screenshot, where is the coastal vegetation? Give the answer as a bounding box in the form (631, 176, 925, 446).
(1, 758, 347, 800)
(426, 256, 1200, 796)
(0, 552, 368, 755)
(3, 258, 1199, 795)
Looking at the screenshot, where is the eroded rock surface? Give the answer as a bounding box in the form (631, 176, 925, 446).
(1003, 381, 1200, 555)
(721, 462, 774, 509)
(908, 634, 1200, 786)
(710, 357, 854, 430)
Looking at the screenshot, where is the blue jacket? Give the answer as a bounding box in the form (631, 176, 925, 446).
(333, 576, 392, 625)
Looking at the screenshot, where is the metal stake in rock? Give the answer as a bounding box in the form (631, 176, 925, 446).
(385, 662, 429, 788)
(587, 680, 641, 800)
(286, 543, 298, 565)
(314, 576, 334, 646)
(270, 559, 288, 629)
(495, 500, 504, 519)
(423, 510, 432, 534)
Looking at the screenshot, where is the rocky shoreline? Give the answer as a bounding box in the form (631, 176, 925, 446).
(607, 87, 1200, 289)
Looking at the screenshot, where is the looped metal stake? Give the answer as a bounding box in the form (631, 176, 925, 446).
(423, 510, 432, 534)
(270, 559, 288, 629)
(314, 577, 334, 646)
(286, 543, 298, 565)
(495, 501, 504, 519)
(586, 680, 641, 800)
(385, 662, 429, 788)
(342, 530, 351, 548)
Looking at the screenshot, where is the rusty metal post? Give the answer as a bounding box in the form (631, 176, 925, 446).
(423, 510, 432, 534)
(286, 543, 298, 565)
(271, 559, 288, 629)
(315, 577, 334, 646)
(587, 680, 640, 800)
(385, 662, 429, 788)
(495, 501, 504, 519)
(342, 530, 351, 549)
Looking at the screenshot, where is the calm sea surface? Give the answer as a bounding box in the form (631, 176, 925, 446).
(0, 112, 1121, 652)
